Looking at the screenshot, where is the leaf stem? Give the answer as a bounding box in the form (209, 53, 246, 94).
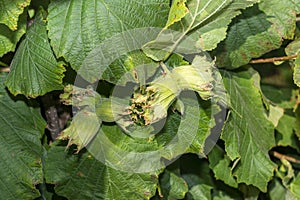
(250, 55, 297, 64)
(270, 151, 300, 164)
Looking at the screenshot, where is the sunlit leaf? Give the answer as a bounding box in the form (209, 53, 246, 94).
(0, 0, 30, 30)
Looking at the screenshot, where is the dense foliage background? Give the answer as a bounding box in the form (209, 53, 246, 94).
(0, 0, 300, 199)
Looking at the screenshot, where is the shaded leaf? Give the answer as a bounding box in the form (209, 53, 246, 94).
(208, 147, 238, 188)
(268, 179, 292, 200)
(0, 73, 45, 199)
(221, 68, 276, 191)
(0, 0, 30, 30)
(5, 9, 65, 98)
(216, 0, 300, 68)
(160, 170, 188, 200)
(183, 173, 213, 200)
(212, 190, 242, 200)
(261, 85, 297, 109)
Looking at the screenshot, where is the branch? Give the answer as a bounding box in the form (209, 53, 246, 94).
(270, 151, 300, 164)
(0, 67, 10, 72)
(250, 55, 297, 64)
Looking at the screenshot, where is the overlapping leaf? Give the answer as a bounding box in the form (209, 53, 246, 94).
(216, 0, 300, 68)
(286, 39, 300, 86)
(293, 54, 300, 87)
(45, 146, 160, 200)
(208, 147, 238, 188)
(0, 0, 30, 30)
(290, 174, 300, 198)
(276, 114, 299, 150)
(160, 170, 188, 200)
(5, 9, 65, 98)
(143, 0, 259, 61)
(47, 0, 169, 72)
(221, 68, 276, 191)
(0, 12, 26, 57)
(0, 73, 45, 199)
(183, 172, 213, 200)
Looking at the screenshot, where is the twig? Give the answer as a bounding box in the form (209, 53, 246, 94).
(0, 67, 10, 72)
(270, 151, 300, 164)
(296, 17, 300, 22)
(250, 55, 297, 64)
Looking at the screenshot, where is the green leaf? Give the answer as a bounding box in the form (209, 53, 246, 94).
(45, 146, 160, 200)
(160, 170, 188, 200)
(183, 174, 213, 200)
(267, 105, 284, 127)
(58, 109, 101, 152)
(216, 0, 300, 68)
(186, 101, 213, 156)
(290, 174, 300, 199)
(0, 12, 26, 57)
(5, 9, 65, 98)
(208, 147, 238, 188)
(213, 190, 244, 200)
(276, 114, 299, 150)
(261, 85, 297, 109)
(0, 0, 30, 30)
(293, 54, 300, 87)
(102, 51, 159, 84)
(188, 0, 259, 51)
(221, 68, 276, 191)
(143, 0, 259, 60)
(165, 0, 189, 28)
(0, 73, 46, 199)
(285, 39, 300, 56)
(268, 179, 289, 200)
(47, 0, 169, 72)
